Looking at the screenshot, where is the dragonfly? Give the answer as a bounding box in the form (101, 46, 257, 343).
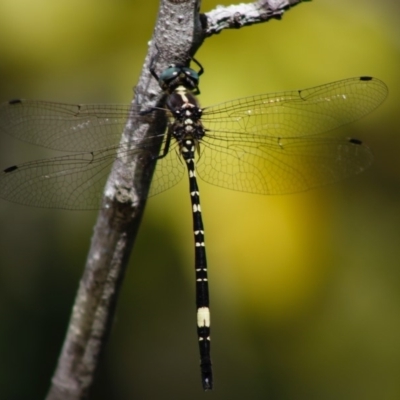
(0, 63, 388, 389)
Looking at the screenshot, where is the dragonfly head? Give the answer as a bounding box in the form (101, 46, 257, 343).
(158, 65, 200, 94)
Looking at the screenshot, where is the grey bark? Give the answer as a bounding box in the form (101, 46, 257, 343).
(45, 0, 308, 399)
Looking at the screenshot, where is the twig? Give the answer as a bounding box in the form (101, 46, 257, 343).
(45, 1, 309, 399)
(204, 0, 310, 36)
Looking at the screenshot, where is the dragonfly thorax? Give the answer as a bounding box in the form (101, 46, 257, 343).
(166, 85, 201, 114)
(169, 98, 205, 160)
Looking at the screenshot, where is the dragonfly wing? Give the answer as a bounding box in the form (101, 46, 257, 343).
(0, 133, 185, 208)
(202, 77, 387, 139)
(0, 147, 121, 209)
(196, 77, 385, 194)
(0, 100, 132, 152)
(0, 77, 386, 203)
(197, 134, 373, 195)
(148, 139, 185, 197)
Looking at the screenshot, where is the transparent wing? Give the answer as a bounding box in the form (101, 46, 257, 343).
(0, 100, 186, 209)
(148, 140, 185, 197)
(196, 77, 387, 194)
(0, 137, 185, 209)
(0, 77, 388, 207)
(202, 77, 387, 138)
(0, 100, 132, 152)
(1, 148, 118, 209)
(197, 135, 373, 194)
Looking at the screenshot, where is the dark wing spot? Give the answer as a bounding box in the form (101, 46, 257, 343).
(9, 99, 22, 105)
(360, 76, 372, 81)
(4, 165, 18, 173)
(349, 138, 363, 145)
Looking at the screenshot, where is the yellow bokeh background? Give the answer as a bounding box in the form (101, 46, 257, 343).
(1, 1, 400, 399)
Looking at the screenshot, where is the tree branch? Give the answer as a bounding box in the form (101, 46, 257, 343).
(204, 0, 310, 36)
(45, 0, 309, 398)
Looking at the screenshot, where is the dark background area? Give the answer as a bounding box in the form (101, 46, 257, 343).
(1, 0, 400, 399)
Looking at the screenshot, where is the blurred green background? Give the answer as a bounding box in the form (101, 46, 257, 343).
(1, 0, 400, 399)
